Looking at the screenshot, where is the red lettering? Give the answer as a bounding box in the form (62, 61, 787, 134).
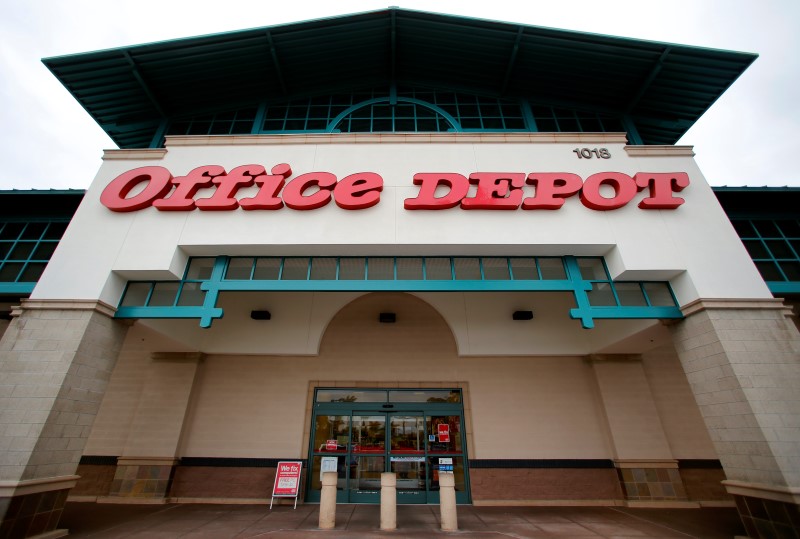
(404, 173, 470, 210)
(153, 166, 224, 211)
(194, 165, 264, 211)
(282, 172, 337, 210)
(521, 173, 583, 210)
(333, 172, 384, 210)
(100, 166, 173, 212)
(635, 172, 690, 209)
(239, 163, 292, 210)
(461, 173, 525, 210)
(580, 172, 638, 210)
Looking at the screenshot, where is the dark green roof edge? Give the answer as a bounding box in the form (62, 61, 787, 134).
(42, 7, 758, 149)
(42, 7, 758, 63)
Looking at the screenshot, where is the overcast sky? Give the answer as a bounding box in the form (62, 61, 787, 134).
(1, 0, 798, 190)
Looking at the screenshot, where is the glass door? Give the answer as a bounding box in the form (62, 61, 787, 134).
(307, 388, 470, 504)
(389, 414, 426, 503)
(349, 414, 386, 503)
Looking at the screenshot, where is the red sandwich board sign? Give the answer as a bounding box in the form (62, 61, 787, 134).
(270, 461, 302, 509)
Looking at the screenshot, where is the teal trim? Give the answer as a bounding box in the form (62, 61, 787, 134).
(622, 115, 643, 145)
(116, 306, 224, 320)
(0, 283, 35, 294)
(251, 103, 267, 135)
(115, 255, 682, 329)
(569, 306, 683, 323)
(149, 119, 169, 149)
(520, 99, 536, 131)
(768, 282, 800, 294)
(563, 257, 595, 328)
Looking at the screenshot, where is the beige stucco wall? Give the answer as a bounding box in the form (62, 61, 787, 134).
(84, 292, 716, 465)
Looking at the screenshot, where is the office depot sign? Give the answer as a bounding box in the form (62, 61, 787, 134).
(100, 163, 690, 212)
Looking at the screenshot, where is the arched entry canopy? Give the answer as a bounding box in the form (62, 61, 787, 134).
(114, 255, 682, 329)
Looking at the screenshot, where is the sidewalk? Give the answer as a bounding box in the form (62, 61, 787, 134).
(59, 502, 745, 538)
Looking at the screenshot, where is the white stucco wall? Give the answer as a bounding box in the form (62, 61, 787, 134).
(33, 133, 769, 313)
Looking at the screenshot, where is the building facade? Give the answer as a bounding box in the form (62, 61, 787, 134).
(1, 9, 799, 539)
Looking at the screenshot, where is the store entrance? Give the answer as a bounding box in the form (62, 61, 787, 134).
(307, 388, 470, 504)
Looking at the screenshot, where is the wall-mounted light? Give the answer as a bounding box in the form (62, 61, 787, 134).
(512, 310, 534, 321)
(250, 310, 271, 320)
(379, 312, 396, 324)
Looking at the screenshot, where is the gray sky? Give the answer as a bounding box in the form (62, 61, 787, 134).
(1, 0, 798, 190)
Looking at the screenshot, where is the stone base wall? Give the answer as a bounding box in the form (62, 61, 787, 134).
(469, 468, 623, 501)
(72, 463, 116, 497)
(171, 467, 275, 500)
(617, 467, 686, 501)
(679, 468, 730, 502)
(0, 489, 69, 538)
(108, 463, 175, 499)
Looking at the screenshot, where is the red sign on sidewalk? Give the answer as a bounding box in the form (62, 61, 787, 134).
(271, 461, 303, 509)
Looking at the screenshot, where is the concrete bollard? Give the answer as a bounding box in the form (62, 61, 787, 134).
(319, 471, 337, 529)
(438, 472, 458, 531)
(380, 472, 397, 530)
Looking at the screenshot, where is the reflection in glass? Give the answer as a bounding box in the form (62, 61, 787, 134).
(428, 456, 466, 492)
(352, 416, 386, 453)
(314, 415, 350, 452)
(390, 416, 424, 452)
(350, 456, 385, 492)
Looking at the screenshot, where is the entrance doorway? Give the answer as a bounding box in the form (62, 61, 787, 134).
(307, 388, 470, 504)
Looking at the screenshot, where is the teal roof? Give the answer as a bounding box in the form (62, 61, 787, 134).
(43, 8, 756, 148)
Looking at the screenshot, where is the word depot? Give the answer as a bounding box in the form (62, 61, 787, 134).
(100, 163, 690, 212)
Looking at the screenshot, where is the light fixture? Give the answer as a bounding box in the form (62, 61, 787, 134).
(379, 312, 396, 323)
(512, 310, 534, 321)
(250, 310, 271, 320)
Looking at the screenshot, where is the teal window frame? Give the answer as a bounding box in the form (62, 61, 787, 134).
(0, 219, 70, 294)
(159, 86, 629, 141)
(116, 255, 682, 329)
(731, 218, 800, 294)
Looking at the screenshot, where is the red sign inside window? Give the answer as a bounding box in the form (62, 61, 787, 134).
(437, 423, 450, 443)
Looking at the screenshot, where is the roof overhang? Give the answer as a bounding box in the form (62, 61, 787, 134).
(43, 8, 757, 148)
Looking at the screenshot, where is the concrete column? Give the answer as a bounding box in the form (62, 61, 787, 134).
(439, 472, 458, 531)
(108, 352, 203, 501)
(590, 355, 688, 505)
(670, 299, 800, 538)
(0, 301, 128, 538)
(380, 472, 396, 530)
(318, 471, 337, 529)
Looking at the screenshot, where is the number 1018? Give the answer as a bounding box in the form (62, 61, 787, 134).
(573, 148, 611, 159)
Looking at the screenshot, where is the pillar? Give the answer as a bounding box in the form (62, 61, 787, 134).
(380, 472, 396, 530)
(107, 352, 203, 502)
(670, 299, 800, 538)
(0, 300, 128, 538)
(439, 472, 458, 531)
(590, 355, 689, 506)
(318, 471, 337, 529)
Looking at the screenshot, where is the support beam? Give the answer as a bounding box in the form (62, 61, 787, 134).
(500, 27, 524, 96)
(122, 52, 166, 118)
(265, 31, 288, 96)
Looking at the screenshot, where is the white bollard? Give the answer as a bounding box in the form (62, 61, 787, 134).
(439, 472, 458, 531)
(380, 472, 397, 530)
(318, 471, 337, 529)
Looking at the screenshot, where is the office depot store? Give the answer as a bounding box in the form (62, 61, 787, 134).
(2, 9, 799, 538)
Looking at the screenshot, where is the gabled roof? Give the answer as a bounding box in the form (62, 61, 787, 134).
(43, 8, 756, 148)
